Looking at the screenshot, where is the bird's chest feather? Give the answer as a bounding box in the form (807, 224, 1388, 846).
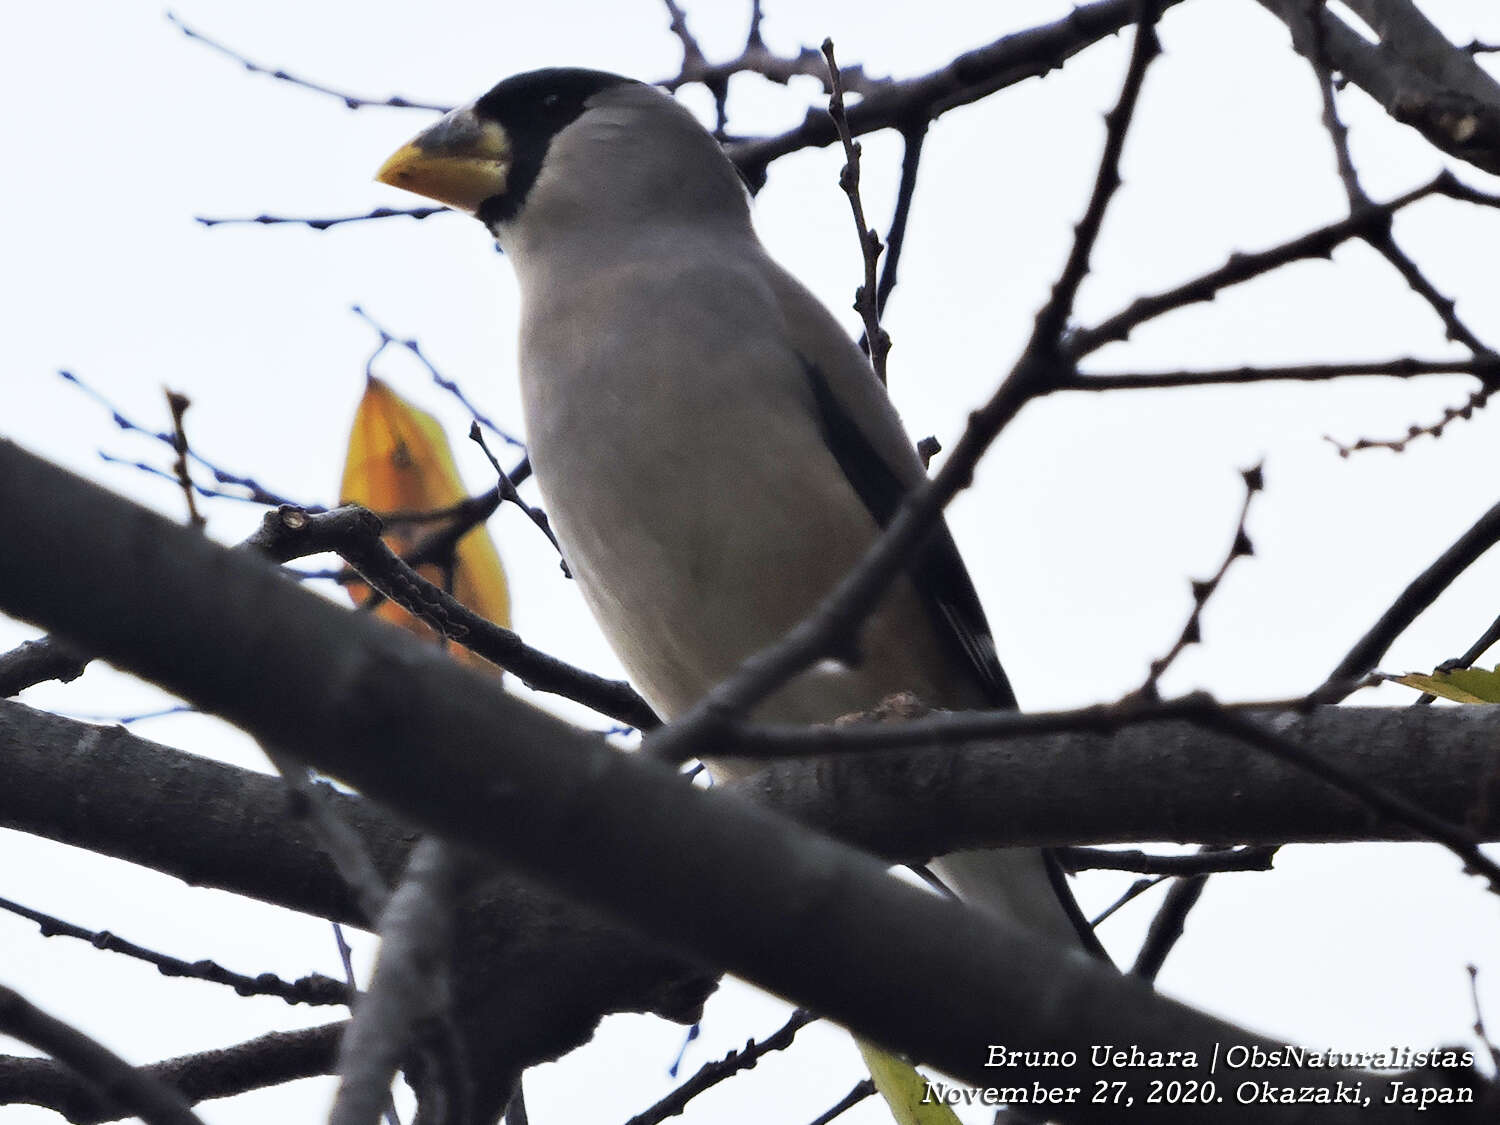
(515, 264, 847, 707)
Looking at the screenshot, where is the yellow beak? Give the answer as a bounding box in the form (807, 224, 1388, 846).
(375, 107, 512, 214)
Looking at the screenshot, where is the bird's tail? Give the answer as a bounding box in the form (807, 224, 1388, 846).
(928, 847, 1108, 960)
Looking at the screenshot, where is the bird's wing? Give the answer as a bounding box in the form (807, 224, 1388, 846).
(772, 268, 1107, 957)
(799, 357, 1016, 709)
(765, 257, 1015, 710)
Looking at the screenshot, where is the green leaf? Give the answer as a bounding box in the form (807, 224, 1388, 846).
(1394, 665, 1500, 704)
(856, 1040, 962, 1125)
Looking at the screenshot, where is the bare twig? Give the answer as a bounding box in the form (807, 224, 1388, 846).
(1469, 965, 1500, 1071)
(822, 39, 890, 383)
(0, 895, 350, 1007)
(1323, 383, 1497, 456)
(1069, 173, 1500, 358)
(1090, 874, 1170, 927)
(875, 124, 928, 317)
(54, 704, 196, 726)
(1415, 613, 1500, 705)
(353, 306, 524, 448)
(1295, 0, 1368, 207)
(197, 206, 443, 229)
(1055, 846, 1277, 876)
(1130, 863, 1210, 981)
(166, 12, 450, 111)
(249, 505, 658, 729)
(622, 1009, 816, 1125)
(1282, 1, 1500, 459)
(1036, 0, 1162, 346)
(1142, 464, 1262, 698)
(1073, 356, 1500, 389)
(164, 390, 205, 531)
(467, 423, 567, 570)
(805, 1080, 876, 1125)
(60, 369, 308, 508)
(719, 691, 1254, 758)
(0, 982, 205, 1125)
(1317, 495, 1500, 702)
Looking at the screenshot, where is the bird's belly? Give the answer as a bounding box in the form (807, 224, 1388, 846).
(528, 408, 956, 726)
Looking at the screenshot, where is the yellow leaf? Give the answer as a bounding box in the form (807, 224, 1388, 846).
(857, 1040, 962, 1125)
(1395, 666, 1500, 704)
(339, 378, 510, 669)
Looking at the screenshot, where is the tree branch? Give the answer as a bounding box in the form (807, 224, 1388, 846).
(0, 984, 205, 1125)
(0, 442, 1495, 1123)
(724, 0, 1185, 186)
(1257, 0, 1500, 175)
(0, 1023, 341, 1124)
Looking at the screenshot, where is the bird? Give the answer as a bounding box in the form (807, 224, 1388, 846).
(376, 68, 1102, 958)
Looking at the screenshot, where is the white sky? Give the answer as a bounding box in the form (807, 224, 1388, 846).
(4, 1, 1500, 1123)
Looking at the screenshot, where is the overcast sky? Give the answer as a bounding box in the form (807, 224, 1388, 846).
(5, 2, 1500, 1123)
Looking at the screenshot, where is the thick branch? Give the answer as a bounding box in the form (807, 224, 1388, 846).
(1259, 0, 1500, 175)
(8, 697, 1500, 887)
(0, 442, 1494, 1123)
(0, 700, 712, 1121)
(730, 703, 1500, 854)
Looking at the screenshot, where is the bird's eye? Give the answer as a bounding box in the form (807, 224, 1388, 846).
(542, 93, 561, 110)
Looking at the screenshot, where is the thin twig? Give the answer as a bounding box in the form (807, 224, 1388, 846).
(0, 982, 206, 1125)
(0, 895, 350, 1006)
(1317, 495, 1500, 702)
(1294, 0, 1500, 456)
(249, 506, 658, 729)
(621, 1009, 816, 1125)
(1416, 613, 1500, 705)
(164, 390, 205, 531)
(1323, 383, 1497, 456)
(1142, 464, 1262, 698)
(1131, 864, 1210, 981)
(1036, 0, 1162, 345)
(166, 12, 450, 111)
(822, 39, 890, 383)
(1090, 875, 1169, 927)
(875, 124, 928, 317)
(1055, 845, 1277, 876)
(56, 704, 196, 725)
(1067, 173, 1500, 358)
(1468, 965, 1500, 1071)
(197, 207, 443, 230)
(60, 369, 308, 508)
(805, 1080, 876, 1125)
(1297, 0, 1368, 208)
(468, 423, 568, 571)
(353, 306, 524, 448)
(1072, 356, 1500, 389)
